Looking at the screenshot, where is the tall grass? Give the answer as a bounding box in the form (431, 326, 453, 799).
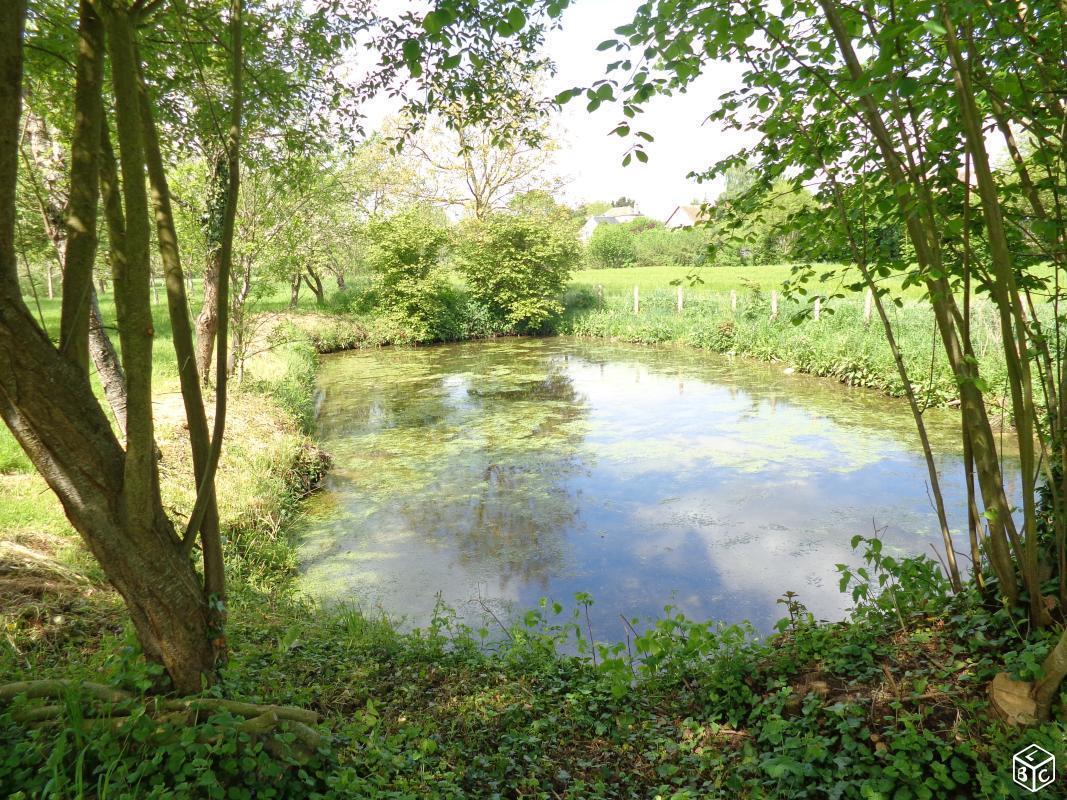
(562, 285, 1011, 407)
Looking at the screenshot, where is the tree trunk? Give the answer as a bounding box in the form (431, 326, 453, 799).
(194, 153, 227, 386)
(88, 287, 127, 437)
(135, 43, 225, 633)
(58, 0, 103, 374)
(303, 267, 325, 305)
(289, 271, 301, 308)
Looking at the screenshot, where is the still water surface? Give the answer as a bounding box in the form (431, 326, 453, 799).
(298, 338, 996, 635)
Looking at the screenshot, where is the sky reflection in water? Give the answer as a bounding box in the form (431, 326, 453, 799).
(298, 338, 1011, 637)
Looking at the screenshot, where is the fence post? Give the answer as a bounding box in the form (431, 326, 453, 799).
(814, 297, 821, 321)
(677, 285, 684, 314)
(730, 289, 737, 312)
(864, 287, 873, 323)
(633, 285, 640, 314)
(770, 290, 778, 320)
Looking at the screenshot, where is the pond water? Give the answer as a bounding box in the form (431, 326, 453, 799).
(297, 338, 1007, 637)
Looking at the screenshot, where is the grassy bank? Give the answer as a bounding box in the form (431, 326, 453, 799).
(561, 280, 1011, 411)
(1, 289, 1063, 798)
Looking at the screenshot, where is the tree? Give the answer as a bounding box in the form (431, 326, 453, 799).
(586, 223, 636, 268)
(181, 0, 367, 385)
(455, 211, 580, 331)
(403, 108, 564, 219)
(589, 0, 1067, 717)
(364, 206, 453, 342)
(2, 0, 578, 692)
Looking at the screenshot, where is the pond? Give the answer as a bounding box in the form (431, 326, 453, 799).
(297, 338, 1006, 637)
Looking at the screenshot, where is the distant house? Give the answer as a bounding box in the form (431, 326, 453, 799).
(664, 204, 708, 229)
(580, 205, 642, 241)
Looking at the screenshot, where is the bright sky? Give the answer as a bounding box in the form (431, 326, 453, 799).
(544, 0, 753, 220)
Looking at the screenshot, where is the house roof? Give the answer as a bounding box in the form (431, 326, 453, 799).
(665, 205, 706, 227)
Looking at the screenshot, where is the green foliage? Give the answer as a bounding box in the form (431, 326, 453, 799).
(1, 699, 331, 799)
(632, 225, 712, 267)
(586, 224, 636, 269)
(455, 212, 580, 332)
(364, 206, 455, 342)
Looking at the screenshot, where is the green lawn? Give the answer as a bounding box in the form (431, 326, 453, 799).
(566, 262, 908, 300)
(570, 264, 800, 295)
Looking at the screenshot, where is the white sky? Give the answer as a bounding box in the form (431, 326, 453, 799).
(544, 0, 752, 220)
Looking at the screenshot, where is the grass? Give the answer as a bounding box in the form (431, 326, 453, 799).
(568, 262, 925, 299)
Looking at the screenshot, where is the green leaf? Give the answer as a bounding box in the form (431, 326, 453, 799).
(423, 10, 453, 35)
(402, 39, 423, 77)
(507, 7, 526, 32)
(923, 20, 947, 35)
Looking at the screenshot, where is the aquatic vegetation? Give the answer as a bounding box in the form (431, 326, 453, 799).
(298, 338, 999, 635)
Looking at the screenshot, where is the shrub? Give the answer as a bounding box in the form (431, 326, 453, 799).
(363, 206, 454, 342)
(454, 212, 581, 333)
(632, 226, 713, 266)
(586, 223, 636, 268)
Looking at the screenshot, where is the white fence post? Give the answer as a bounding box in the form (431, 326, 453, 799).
(770, 290, 778, 320)
(864, 288, 873, 323)
(730, 289, 737, 312)
(633, 285, 640, 314)
(814, 297, 822, 321)
(677, 285, 684, 314)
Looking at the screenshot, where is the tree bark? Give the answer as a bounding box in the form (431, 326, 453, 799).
(194, 153, 227, 386)
(20, 104, 128, 435)
(97, 124, 132, 436)
(182, 0, 241, 564)
(289, 271, 301, 308)
(88, 287, 127, 437)
(58, 0, 103, 374)
(302, 267, 325, 305)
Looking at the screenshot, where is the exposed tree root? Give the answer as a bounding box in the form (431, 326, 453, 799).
(0, 679, 324, 752)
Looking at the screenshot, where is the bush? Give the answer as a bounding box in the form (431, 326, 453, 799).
(586, 223, 636, 268)
(363, 206, 454, 342)
(632, 226, 713, 267)
(454, 212, 581, 333)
